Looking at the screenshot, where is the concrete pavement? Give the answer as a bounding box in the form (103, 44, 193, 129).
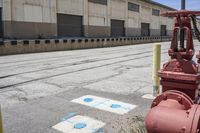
(1, 41, 199, 133)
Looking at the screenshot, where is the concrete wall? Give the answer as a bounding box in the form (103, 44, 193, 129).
(57, 0, 84, 16)
(86, 1, 110, 37)
(109, 0, 174, 37)
(2, 0, 57, 39)
(127, 0, 140, 36)
(2, 0, 174, 39)
(111, 0, 126, 20)
(0, 0, 2, 7)
(0, 36, 172, 55)
(126, 0, 174, 36)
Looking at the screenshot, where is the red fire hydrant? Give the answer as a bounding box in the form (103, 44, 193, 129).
(145, 10, 200, 133)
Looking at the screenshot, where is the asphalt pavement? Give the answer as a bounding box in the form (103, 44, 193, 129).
(0, 41, 199, 133)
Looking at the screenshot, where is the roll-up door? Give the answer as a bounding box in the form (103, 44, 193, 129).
(161, 25, 167, 36)
(57, 14, 83, 37)
(141, 23, 150, 36)
(111, 20, 125, 37)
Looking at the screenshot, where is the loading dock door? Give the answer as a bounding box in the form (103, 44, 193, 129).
(111, 20, 125, 37)
(57, 14, 83, 37)
(141, 23, 150, 36)
(161, 25, 167, 36)
(0, 8, 3, 38)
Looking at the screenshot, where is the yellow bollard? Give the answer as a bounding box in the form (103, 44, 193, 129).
(0, 106, 3, 133)
(152, 43, 161, 96)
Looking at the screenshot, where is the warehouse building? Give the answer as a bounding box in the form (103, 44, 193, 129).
(197, 19, 200, 30)
(0, 0, 175, 39)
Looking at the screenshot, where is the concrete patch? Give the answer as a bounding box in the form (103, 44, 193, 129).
(52, 115, 105, 133)
(71, 95, 137, 115)
(142, 94, 155, 100)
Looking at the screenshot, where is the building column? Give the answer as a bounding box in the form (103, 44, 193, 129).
(107, 0, 111, 37)
(125, 0, 128, 37)
(83, 0, 89, 37)
(2, 0, 12, 38)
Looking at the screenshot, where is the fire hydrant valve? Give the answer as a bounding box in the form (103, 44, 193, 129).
(145, 7, 200, 133)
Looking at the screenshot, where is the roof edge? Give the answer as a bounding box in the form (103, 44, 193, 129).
(142, 0, 177, 11)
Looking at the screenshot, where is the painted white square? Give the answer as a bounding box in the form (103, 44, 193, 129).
(71, 95, 137, 115)
(52, 115, 105, 133)
(142, 94, 155, 100)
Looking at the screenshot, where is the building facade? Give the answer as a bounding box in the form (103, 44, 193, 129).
(0, 0, 175, 39)
(197, 19, 200, 30)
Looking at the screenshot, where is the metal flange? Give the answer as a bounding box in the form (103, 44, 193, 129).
(151, 90, 193, 110)
(145, 90, 200, 133)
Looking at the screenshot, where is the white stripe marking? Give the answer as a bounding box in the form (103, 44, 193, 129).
(53, 115, 105, 133)
(142, 94, 155, 100)
(71, 95, 137, 115)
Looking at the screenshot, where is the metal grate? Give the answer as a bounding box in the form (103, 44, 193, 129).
(88, 0, 107, 5)
(152, 9, 160, 16)
(128, 2, 140, 12)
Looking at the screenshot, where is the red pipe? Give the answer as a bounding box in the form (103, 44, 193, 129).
(145, 90, 200, 133)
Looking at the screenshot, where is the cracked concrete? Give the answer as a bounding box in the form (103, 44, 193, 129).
(1, 41, 199, 133)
